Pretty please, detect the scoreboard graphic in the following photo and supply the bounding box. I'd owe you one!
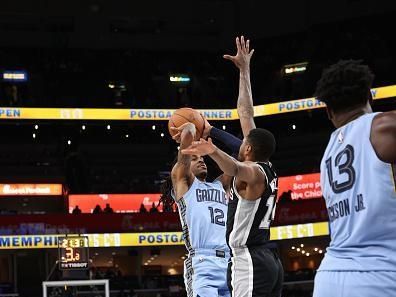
[58,236,89,270]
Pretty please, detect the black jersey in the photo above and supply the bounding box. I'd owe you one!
[226,162,278,248]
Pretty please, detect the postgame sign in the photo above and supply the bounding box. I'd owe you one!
[58,236,89,270]
[0,222,330,249]
[0,85,394,120]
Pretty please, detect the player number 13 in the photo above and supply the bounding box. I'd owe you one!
[325,144,356,194]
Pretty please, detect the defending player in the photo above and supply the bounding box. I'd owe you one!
[182,36,283,297]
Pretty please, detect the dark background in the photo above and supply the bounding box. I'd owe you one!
[0,0,395,194]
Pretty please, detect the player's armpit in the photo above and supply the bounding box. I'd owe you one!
[371,111,396,163]
[235,162,266,199]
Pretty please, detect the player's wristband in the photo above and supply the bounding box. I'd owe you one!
[209,127,242,156]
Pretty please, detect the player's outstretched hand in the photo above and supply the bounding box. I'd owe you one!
[170,122,196,143]
[223,35,254,71]
[181,138,216,156]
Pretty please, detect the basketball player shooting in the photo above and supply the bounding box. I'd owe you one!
[166,115,250,297]
[312,60,396,297]
[163,114,242,297]
[182,36,284,297]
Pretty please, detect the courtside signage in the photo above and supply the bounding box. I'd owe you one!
[0,184,63,196]
[278,173,322,200]
[0,85,394,121]
[0,222,329,249]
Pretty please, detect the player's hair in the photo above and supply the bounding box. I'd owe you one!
[314,59,375,112]
[246,128,276,161]
[159,176,175,208]
[159,156,178,208]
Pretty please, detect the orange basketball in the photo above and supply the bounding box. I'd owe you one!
[168,108,205,140]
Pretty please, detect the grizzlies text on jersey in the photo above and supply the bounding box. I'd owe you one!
[175,177,230,297]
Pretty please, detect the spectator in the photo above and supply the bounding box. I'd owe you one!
[72,205,82,214]
[279,190,293,203]
[149,202,158,213]
[104,203,114,213]
[93,204,103,214]
[139,203,147,213]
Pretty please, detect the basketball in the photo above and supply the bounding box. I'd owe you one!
[168,107,205,140]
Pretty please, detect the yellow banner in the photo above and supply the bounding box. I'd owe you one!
[0,222,329,249]
[0,85,394,121]
[270,221,329,240]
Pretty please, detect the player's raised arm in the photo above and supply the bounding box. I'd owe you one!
[171,123,196,200]
[202,117,242,157]
[224,36,256,137]
[371,110,396,163]
[182,138,265,200]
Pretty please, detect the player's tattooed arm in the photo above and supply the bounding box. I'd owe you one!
[371,110,396,163]
[171,123,196,199]
[224,36,256,137]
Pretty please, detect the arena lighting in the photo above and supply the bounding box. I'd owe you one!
[302,250,306,254]
[34,125,39,130]
[125,134,129,138]
[82,125,86,130]
[292,124,296,130]
[152,125,156,130]
[107,124,111,130]
[283,62,308,75]
[306,253,310,256]
[169,74,190,83]
[160,133,165,137]
[314,248,318,252]
[32,133,36,139]
[2,70,28,82]
[291,246,295,250]
[67,140,71,145]
[319,250,323,254]
[108,83,115,89]
[222,125,226,130]
[297,248,301,252]
[300,244,304,247]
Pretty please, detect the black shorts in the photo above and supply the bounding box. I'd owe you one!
[227,245,283,297]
